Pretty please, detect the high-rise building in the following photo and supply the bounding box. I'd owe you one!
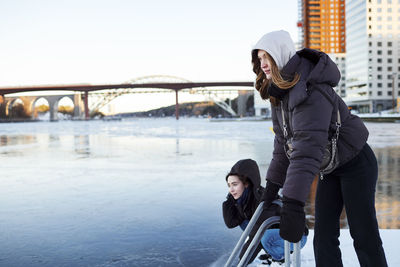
[330,53,347,97]
[298,0,347,97]
[345,0,400,112]
[300,0,346,53]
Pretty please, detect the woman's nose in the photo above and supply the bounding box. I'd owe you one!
[261,58,266,65]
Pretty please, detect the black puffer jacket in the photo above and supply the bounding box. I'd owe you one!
[267,48,369,203]
[222,159,281,263]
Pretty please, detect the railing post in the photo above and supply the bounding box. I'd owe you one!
[284,240,291,267]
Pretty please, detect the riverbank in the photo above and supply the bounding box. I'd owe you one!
[357,113,400,122]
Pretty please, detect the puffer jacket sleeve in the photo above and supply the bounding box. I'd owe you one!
[281,84,333,203]
[266,105,290,186]
[222,194,242,228]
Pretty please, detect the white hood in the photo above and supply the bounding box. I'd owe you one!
[252,30,296,70]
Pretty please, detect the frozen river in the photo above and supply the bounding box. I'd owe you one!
[0,118,399,266]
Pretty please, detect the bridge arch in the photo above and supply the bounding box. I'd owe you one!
[31,97,49,119]
[89,75,193,114]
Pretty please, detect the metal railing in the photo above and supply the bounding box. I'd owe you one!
[224,200,302,267]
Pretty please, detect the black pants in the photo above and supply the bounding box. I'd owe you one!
[313,143,388,267]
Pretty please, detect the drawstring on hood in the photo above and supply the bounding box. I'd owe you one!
[252,30,296,70]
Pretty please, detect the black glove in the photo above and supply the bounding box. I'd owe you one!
[226,193,235,202]
[261,181,280,208]
[279,196,306,243]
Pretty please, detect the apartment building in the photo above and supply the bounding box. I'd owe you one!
[345,0,400,112]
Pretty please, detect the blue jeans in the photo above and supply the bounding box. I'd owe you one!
[240,220,307,261]
[261,229,307,261]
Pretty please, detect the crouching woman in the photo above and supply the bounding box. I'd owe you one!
[222,159,307,264]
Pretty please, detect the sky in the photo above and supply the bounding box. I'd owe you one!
[0,0,299,113]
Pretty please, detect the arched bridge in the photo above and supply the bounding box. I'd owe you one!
[0,75,254,120]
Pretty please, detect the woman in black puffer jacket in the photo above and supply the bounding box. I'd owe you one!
[251,30,387,267]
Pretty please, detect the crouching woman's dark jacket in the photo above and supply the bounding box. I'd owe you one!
[222,159,281,263]
[267,48,369,203]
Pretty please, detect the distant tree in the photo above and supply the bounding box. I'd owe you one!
[58,105,74,115]
[10,103,30,119]
[36,104,50,113]
[90,110,105,118]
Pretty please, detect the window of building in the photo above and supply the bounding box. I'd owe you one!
[377,8,382,12]
[369,17,372,21]
[388,58,393,63]
[378,25,382,29]
[388,91,392,96]
[388,42,392,46]
[398,91,400,96]
[369,91,372,96]
[377,42,382,46]
[388,74,393,79]
[378,66,382,71]
[388,83,393,87]
[377,50,382,55]
[378,91,382,96]
[369,42,372,46]
[378,83,382,88]
[388,50,392,55]
[378,17,382,21]
[378,58,382,63]
[388,66,393,71]
[369,8,372,12]
[388,8,392,12]
[378,74,382,79]
[388,0,392,3]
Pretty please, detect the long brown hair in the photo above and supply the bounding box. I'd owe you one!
[251,50,300,106]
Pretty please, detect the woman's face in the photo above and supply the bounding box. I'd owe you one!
[227,175,248,199]
[257,50,272,80]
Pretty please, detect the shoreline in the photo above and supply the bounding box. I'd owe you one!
[1,115,400,123]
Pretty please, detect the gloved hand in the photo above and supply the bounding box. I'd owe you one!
[279,196,306,243]
[226,193,235,202]
[261,181,280,208]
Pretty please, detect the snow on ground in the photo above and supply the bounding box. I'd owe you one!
[248,229,399,267]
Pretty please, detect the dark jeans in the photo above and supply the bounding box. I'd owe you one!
[313,143,388,267]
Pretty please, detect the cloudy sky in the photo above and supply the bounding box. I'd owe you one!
[0,0,298,112]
